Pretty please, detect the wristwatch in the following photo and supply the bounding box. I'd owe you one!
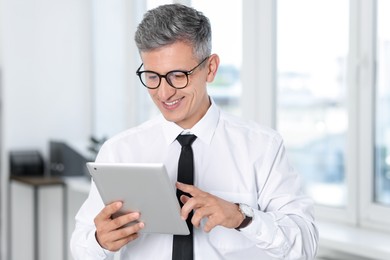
[235,203,254,231]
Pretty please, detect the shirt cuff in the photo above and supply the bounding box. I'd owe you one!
[87,230,116,258]
[239,210,279,245]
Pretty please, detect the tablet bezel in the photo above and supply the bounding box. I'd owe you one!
[86,162,190,235]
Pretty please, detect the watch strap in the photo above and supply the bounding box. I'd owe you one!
[234,203,253,231]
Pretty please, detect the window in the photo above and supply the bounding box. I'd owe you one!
[191,0,243,115]
[276,0,349,207]
[374,0,390,206]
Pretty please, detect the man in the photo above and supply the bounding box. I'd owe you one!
[71,4,318,259]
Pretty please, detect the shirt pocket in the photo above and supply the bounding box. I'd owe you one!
[206,191,257,255]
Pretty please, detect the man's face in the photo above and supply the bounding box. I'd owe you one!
[140,41,218,129]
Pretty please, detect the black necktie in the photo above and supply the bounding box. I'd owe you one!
[172,134,197,260]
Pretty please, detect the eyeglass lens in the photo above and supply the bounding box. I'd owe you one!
[140,71,188,89]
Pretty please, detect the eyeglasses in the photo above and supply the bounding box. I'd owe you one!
[136,56,209,89]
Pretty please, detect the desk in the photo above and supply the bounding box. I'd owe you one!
[10,176,67,260]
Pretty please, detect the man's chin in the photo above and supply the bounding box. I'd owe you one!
[161,113,181,124]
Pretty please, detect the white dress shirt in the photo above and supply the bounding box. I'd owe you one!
[70,101,318,260]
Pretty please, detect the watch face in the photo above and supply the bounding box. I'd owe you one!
[240,204,254,217]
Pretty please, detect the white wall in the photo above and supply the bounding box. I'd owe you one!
[1,0,93,151]
[91,0,145,139]
[0,0,93,259]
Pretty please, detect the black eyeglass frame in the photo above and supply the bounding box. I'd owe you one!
[136,56,209,89]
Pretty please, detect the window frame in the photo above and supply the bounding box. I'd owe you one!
[359,0,390,231]
[254,0,358,224]
[242,0,276,127]
[247,0,390,228]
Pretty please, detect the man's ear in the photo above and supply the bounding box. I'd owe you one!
[206,54,220,83]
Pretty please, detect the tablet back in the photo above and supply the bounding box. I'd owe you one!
[87,162,189,235]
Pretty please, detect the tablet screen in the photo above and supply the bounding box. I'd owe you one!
[87,162,190,235]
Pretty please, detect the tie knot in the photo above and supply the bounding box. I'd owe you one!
[177,134,197,147]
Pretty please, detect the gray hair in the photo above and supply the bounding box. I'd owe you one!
[135,4,212,61]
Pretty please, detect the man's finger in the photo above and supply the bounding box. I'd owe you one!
[191,205,214,228]
[180,195,210,220]
[96,201,123,222]
[180,195,191,204]
[110,212,141,230]
[102,222,144,251]
[176,182,202,196]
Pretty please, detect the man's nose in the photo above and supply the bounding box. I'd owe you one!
[158,77,176,99]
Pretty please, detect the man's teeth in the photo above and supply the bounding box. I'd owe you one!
[165,99,180,106]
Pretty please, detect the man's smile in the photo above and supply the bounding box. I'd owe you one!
[162,97,184,110]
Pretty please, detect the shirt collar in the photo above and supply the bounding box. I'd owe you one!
[162,97,220,145]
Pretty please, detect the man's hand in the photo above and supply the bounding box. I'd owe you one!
[94,201,145,251]
[176,182,244,233]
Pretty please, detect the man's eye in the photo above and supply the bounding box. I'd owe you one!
[146,74,159,81]
[170,72,186,80]
[174,74,186,80]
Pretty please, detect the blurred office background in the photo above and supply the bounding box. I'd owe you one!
[0,0,389,259]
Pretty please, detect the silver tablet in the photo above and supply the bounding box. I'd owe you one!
[86,162,190,235]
